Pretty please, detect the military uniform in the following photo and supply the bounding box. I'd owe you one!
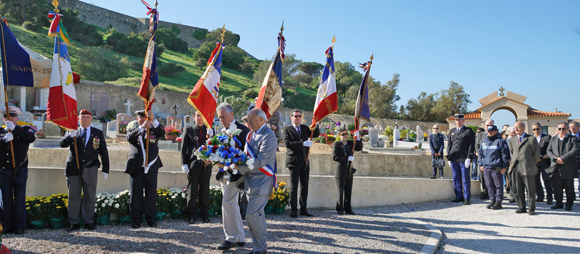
[125,117,165,227]
[446,122,476,202]
[0,107,35,234]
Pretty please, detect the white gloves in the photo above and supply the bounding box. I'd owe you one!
[152,119,160,128]
[303,140,313,147]
[5,121,15,131]
[182,164,189,174]
[4,132,13,142]
[348,156,354,162]
[448,161,453,168]
[465,159,471,169]
[207,128,214,137]
[103,172,109,180]
[67,130,78,137]
[354,131,360,140]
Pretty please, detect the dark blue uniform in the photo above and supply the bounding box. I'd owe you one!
[0,125,35,232]
[478,135,510,204]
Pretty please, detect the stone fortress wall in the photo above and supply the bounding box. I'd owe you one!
[59,0,205,48]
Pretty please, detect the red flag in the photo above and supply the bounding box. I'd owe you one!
[187,43,223,128]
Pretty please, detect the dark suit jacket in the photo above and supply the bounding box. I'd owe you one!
[125,121,165,174]
[535,133,551,170]
[60,127,110,176]
[547,134,579,179]
[429,133,444,155]
[446,126,475,162]
[0,125,35,169]
[508,133,540,176]
[283,124,320,168]
[332,140,363,179]
[181,124,214,169]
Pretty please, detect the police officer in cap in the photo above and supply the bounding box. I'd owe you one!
[125,110,165,228]
[447,113,476,205]
[0,106,36,235]
[60,109,110,231]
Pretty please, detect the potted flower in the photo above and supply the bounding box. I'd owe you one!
[209,185,223,217]
[95,192,114,225]
[155,188,172,221]
[118,121,129,134]
[326,134,336,145]
[266,182,290,214]
[167,188,187,219]
[46,194,68,229]
[36,129,46,139]
[25,196,50,229]
[164,126,182,141]
[113,190,132,224]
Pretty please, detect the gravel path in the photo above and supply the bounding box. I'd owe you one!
[2,209,430,254]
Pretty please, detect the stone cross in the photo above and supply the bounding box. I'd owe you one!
[173,104,178,117]
[498,86,505,97]
[124,99,133,114]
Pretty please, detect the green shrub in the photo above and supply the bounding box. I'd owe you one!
[22,21,40,31]
[192,28,208,40]
[242,89,258,99]
[194,58,208,68]
[348,123,355,131]
[75,47,129,82]
[158,62,185,77]
[106,31,148,57]
[156,43,166,57]
[238,61,256,74]
[156,26,189,53]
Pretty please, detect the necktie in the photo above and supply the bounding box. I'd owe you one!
[519,136,522,144]
[295,126,301,136]
[82,129,87,147]
[199,127,203,142]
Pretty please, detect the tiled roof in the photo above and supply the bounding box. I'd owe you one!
[527,108,571,118]
[447,111,481,120]
[478,97,530,111]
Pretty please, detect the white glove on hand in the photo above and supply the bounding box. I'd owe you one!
[207,128,214,137]
[465,159,471,169]
[182,164,189,174]
[138,126,145,133]
[348,156,354,162]
[5,121,15,131]
[103,172,109,180]
[66,130,78,137]
[448,161,453,168]
[303,140,313,147]
[354,131,360,139]
[4,132,13,142]
[152,119,160,128]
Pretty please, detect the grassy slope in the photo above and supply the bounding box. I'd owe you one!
[8,24,315,106]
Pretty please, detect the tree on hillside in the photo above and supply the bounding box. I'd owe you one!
[156,26,188,53]
[298,62,324,78]
[0,0,51,25]
[192,28,249,71]
[369,73,401,118]
[401,91,439,121]
[252,54,301,88]
[204,28,241,47]
[432,81,471,120]
[334,61,363,96]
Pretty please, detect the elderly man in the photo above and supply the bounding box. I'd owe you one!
[0,106,35,235]
[125,110,165,228]
[568,121,580,197]
[216,103,250,251]
[478,125,510,210]
[181,111,214,224]
[60,109,109,231]
[531,123,553,204]
[547,122,578,211]
[234,108,277,254]
[428,124,445,179]
[475,119,497,199]
[283,109,320,218]
[509,121,540,215]
[446,114,476,205]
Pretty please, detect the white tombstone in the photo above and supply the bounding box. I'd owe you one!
[107,120,118,138]
[369,127,379,147]
[416,125,423,144]
[124,99,133,114]
[393,128,400,147]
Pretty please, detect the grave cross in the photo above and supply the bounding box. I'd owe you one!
[173,104,178,117]
[498,86,505,97]
[124,99,133,114]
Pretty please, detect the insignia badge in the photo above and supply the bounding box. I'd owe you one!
[194,136,199,141]
[150,139,156,144]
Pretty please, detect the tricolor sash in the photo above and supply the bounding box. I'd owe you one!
[245,132,277,186]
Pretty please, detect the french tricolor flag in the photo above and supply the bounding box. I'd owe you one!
[310,45,338,129]
[187,42,223,128]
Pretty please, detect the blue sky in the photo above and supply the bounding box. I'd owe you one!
[87,0,579,126]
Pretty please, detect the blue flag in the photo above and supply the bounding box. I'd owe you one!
[354,61,372,129]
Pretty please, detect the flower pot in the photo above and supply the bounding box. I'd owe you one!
[49,216,66,229]
[274,206,285,215]
[118,215,133,224]
[170,210,183,219]
[264,206,274,214]
[326,141,334,145]
[96,213,111,226]
[165,135,177,141]
[155,212,167,221]
[29,220,45,229]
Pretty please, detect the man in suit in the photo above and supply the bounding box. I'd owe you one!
[531,122,553,204]
[446,114,475,205]
[509,121,540,215]
[125,110,165,228]
[547,122,578,211]
[475,119,496,199]
[60,109,110,231]
[181,111,214,224]
[428,124,445,179]
[235,108,277,254]
[216,103,250,251]
[283,109,320,218]
[0,106,35,235]
[568,121,580,197]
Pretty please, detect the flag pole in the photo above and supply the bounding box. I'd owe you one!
[145,0,158,167]
[0,19,21,173]
[304,35,336,167]
[349,54,373,178]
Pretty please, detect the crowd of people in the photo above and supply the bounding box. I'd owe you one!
[429,114,580,214]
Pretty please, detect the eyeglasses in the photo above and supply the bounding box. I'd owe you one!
[433,127,439,129]
[340,133,349,136]
[292,115,302,118]
[558,128,567,131]
[532,128,540,131]
[2,113,17,118]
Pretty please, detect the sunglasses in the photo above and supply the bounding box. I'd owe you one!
[340,133,349,136]
[433,127,439,129]
[532,128,540,131]
[292,115,302,118]
[558,128,567,131]
[3,113,17,118]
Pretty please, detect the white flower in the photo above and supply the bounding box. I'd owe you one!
[102,203,106,208]
[230,139,236,147]
[233,169,239,175]
[182,193,186,198]
[94,208,97,213]
[115,204,120,209]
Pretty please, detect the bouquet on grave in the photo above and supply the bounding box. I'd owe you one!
[194,124,253,181]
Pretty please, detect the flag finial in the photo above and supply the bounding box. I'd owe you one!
[52,0,60,13]
[370,54,374,62]
[280,21,284,34]
[331,35,336,47]
[221,23,226,43]
[154,0,158,9]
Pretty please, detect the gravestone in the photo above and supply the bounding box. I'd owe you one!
[183,115,193,128]
[19,112,34,124]
[116,113,135,134]
[124,99,133,114]
[91,92,109,111]
[43,122,63,137]
[416,126,423,144]
[107,120,117,139]
[393,127,400,147]
[369,127,379,147]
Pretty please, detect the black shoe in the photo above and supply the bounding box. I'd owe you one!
[188,217,196,224]
[565,207,572,211]
[290,210,297,218]
[491,203,503,210]
[300,210,313,217]
[147,221,157,227]
[486,202,495,209]
[202,218,210,223]
[85,223,96,230]
[536,197,544,202]
[345,210,356,215]
[14,229,25,235]
[551,204,564,209]
[464,199,471,205]
[67,224,80,232]
[217,240,245,250]
[480,193,489,200]
[430,176,436,179]
[529,210,536,215]
[337,210,344,215]
[509,199,516,203]
[132,222,141,228]
[515,208,527,214]
[2,228,15,234]
[451,198,464,203]
[547,200,553,205]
